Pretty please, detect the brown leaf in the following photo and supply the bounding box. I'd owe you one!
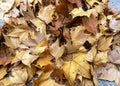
[55,0,68,16]
[82,14,98,35]
[50,68,64,83]
[67,0,82,7]
[0,47,12,65]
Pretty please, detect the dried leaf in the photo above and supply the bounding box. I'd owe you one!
[67,0,82,7]
[82,14,98,35]
[50,39,65,59]
[12,50,38,67]
[36,51,54,67]
[38,4,55,24]
[98,63,120,86]
[97,36,113,51]
[0,67,7,79]
[62,52,91,85]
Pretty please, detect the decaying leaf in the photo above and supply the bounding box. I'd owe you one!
[0,67,7,79]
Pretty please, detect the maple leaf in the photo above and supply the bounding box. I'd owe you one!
[62,52,91,86]
[49,39,65,59]
[12,50,39,67]
[82,14,98,35]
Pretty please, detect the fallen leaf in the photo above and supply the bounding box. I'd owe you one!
[82,14,98,35]
[94,51,108,66]
[36,51,54,67]
[98,63,120,86]
[9,66,28,85]
[67,0,82,7]
[38,4,55,24]
[3,34,20,49]
[108,45,120,64]
[70,26,89,47]
[49,39,65,59]
[97,36,113,51]
[0,67,7,79]
[12,50,39,67]
[109,18,120,32]
[0,47,12,65]
[80,78,94,86]
[62,52,91,85]
[70,8,96,18]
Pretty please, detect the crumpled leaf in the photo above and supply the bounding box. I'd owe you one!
[49,39,65,59]
[62,52,91,85]
[12,50,39,67]
[97,36,113,51]
[98,63,120,86]
[82,14,98,35]
[38,4,55,24]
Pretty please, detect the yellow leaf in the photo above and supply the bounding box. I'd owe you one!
[50,39,65,59]
[80,78,94,86]
[70,8,96,18]
[62,52,91,86]
[12,50,39,67]
[39,79,65,86]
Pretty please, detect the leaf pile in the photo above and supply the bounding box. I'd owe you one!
[0,0,120,86]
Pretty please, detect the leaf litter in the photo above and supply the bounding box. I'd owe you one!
[0,0,120,86]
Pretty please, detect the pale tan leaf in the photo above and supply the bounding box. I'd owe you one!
[50,39,65,59]
[0,67,7,79]
[97,36,113,51]
[38,4,55,24]
[12,50,39,67]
